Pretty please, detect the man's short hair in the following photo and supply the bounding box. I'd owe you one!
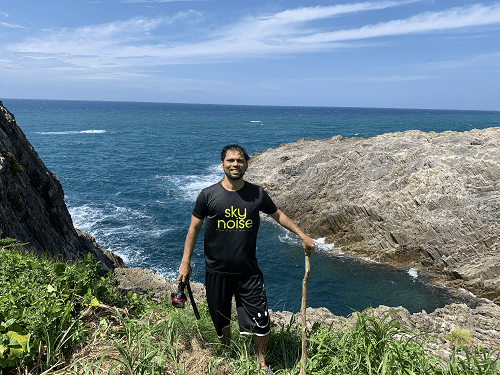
[221,144,250,162]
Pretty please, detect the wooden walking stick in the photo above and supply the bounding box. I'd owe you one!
[300,254,311,375]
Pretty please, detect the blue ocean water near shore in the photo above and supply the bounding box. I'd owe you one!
[3,99,499,316]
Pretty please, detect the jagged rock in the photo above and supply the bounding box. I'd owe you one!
[245,129,500,303]
[114,267,500,360]
[0,101,122,271]
[114,267,206,303]
[290,302,500,361]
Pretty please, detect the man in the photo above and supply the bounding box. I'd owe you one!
[177,144,315,374]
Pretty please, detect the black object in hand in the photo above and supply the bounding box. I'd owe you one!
[171,280,200,320]
[171,282,187,308]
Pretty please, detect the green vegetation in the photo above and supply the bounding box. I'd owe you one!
[10,161,23,175]
[1,238,499,374]
[445,329,472,347]
[0,145,23,175]
[0,238,123,374]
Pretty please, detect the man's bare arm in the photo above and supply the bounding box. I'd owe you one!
[178,215,204,283]
[269,209,315,256]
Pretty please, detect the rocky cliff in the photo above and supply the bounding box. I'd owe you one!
[245,128,500,303]
[0,101,122,271]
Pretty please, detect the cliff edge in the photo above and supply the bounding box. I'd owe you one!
[245,129,500,303]
[114,267,500,361]
[0,101,123,271]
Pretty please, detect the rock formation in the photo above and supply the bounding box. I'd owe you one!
[0,101,123,271]
[244,129,500,303]
[275,302,500,361]
[114,267,206,304]
[114,266,500,361]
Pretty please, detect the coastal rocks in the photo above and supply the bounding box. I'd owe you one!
[244,129,500,303]
[115,267,500,360]
[114,267,206,304]
[275,302,500,360]
[0,101,121,271]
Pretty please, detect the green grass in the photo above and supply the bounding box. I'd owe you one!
[1,238,500,374]
[445,329,472,347]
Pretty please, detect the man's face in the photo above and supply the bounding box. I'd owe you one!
[221,150,248,180]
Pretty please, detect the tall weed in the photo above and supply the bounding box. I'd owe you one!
[306,308,437,375]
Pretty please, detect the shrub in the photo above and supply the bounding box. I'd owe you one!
[10,161,23,175]
[0,240,122,372]
[445,328,472,347]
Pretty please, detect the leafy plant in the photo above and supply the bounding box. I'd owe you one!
[0,317,33,369]
[0,241,122,372]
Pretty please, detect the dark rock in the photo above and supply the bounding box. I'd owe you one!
[0,101,123,271]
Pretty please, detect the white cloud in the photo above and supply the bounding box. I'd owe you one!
[412,52,500,71]
[2,1,423,65]
[124,0,200,2]
[4,1,500,72]
[291,3,500,44]
[1,21,26,29]
[254,0,421,25]
[258,74,434,87]
[209,0,422,45]
[349,74,435,82]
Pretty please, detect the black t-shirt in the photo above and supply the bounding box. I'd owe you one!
[192,181,278,275]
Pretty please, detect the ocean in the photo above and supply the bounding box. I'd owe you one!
[3,99,499,316]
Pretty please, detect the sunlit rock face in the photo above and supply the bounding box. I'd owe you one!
[245,128,500,303]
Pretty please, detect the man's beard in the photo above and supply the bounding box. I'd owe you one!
[225,169,245,180]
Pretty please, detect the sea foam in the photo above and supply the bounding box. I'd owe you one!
[36,130,107,135]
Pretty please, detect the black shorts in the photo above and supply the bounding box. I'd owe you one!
[205,271,270,337]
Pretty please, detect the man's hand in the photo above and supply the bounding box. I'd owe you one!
[177,261,192,283]
[301,236,315,256]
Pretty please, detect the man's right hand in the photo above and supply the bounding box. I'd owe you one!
[178,215,203,283]
[177,261,192,283]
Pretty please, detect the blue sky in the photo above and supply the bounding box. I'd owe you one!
[1,0,500,109]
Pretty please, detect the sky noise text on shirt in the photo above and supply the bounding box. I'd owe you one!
[218,206,253,230]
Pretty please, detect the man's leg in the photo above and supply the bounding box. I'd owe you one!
[235,273,271,370]
[206,272,234,345]
[220,325,231,346]
[253,333,269,369]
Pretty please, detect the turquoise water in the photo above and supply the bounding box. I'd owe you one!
[3,99,499,315]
